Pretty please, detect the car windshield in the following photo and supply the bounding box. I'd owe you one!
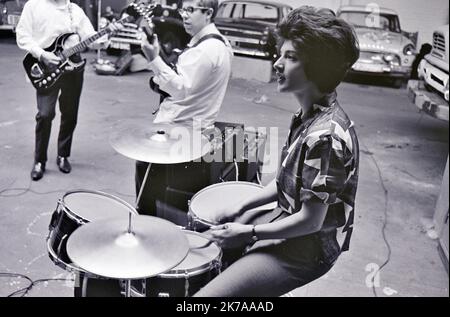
[217,2,279,23]
[339,11,401,33]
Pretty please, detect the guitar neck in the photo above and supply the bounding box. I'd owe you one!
[61,16,132,58]
[62,29,110,58]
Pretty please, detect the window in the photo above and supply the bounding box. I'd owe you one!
[232,3,244,19]
[282,7,291,19]
[217,3,234,18]
[339,12,401,33]
[242,3,278,22]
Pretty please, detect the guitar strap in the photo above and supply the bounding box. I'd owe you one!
[171,34,227,72]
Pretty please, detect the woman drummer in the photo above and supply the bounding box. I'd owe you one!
[194,6,360,297]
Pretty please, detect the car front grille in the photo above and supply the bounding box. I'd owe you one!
[432,31,446,59]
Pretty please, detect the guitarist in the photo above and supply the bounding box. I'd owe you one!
[135,0,233,217]
[16,0,121,181]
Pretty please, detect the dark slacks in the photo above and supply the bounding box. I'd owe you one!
[34,69,84,163]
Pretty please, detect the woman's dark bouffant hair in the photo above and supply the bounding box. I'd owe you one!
[277,6,360,93]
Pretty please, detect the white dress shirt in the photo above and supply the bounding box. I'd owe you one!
[149,23,233,128]
[16,0,96,60]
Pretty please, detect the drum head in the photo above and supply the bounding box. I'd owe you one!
[62,190,136,222]
[190,182,275,226]
[165,231,221,276]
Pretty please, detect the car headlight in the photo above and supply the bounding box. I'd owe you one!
[383,54,395,62]
[260,28,269,45]
[403,44,415,56]
[99,17,109,29]
[383,54,400,66]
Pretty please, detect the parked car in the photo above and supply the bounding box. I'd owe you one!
[337,5,416,87]
[108,2,190,63]
[407,24,448,122]
[418,25,449,102]
[0,0,26,32]
[214,0,292,62]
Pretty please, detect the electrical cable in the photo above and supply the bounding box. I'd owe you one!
[361,142,392,298]
[1,272,72,297]
[0,178,134,198]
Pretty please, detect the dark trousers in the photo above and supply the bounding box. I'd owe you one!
[34,70,84,163]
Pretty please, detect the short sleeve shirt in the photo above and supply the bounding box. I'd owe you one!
[276,92,359,252]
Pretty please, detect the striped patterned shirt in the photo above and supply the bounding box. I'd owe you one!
[276,92,359,253]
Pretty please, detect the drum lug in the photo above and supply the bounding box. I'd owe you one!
[57,234,69,259]
[158,292,170,297]
[48,200,63,231]
[187,211,196,231]
[76,218,85,225]
[214,259,221,274]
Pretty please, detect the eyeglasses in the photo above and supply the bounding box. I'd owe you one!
[178,6,210,16]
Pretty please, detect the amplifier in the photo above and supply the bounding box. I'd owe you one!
[157,122,266,226]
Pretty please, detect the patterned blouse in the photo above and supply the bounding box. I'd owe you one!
[276,92,359,254]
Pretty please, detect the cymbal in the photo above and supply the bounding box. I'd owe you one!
[66,216,189,279]
[110,121,211,164]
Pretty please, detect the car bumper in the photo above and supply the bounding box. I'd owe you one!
[0,24,15,31]
[0,14,20,31]
[232,47,271,59]
[407,79,449,121]
[350,61,411,78]
[419,59,449,101]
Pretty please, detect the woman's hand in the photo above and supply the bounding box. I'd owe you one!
[210,203,244,224]
[208,223,253,249]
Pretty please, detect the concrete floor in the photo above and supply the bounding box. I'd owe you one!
[0,35,449,297]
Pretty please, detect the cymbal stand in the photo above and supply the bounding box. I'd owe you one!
[136,163,152,211]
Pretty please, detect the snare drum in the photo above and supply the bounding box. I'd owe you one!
[188,181,277,231]
[47,190,138,273]
[132,230,222,297]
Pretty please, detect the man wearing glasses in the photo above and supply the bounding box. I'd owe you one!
[136,0,233,217]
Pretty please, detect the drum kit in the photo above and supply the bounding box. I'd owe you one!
[46,121,272,297]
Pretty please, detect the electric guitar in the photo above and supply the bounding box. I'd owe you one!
[22,3,156,93]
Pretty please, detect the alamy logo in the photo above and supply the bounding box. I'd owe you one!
[365,262,380,288]
[365,3,381,28]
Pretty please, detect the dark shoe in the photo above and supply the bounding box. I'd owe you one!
[31,162,45,181]
[56,156,71,173]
